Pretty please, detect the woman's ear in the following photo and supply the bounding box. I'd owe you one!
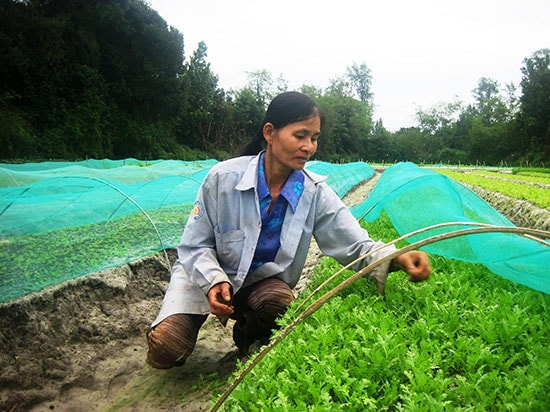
[263,123,275,145]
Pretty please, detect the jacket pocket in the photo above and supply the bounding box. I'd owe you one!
[214,229,244,273]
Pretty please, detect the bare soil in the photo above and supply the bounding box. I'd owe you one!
[1,171,547,412]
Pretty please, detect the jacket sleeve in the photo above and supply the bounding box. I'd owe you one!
[177,172,230,296]
[312,182,396,271]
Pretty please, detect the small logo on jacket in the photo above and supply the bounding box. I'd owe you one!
[190,201,204,220]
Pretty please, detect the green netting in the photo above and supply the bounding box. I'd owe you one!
[0,158,218,186]
[351,162,549,294]
[1,159,546,303]
[306,161,375,198]
[0,158,372,303]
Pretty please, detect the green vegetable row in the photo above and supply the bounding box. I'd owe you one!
[0,205,190,302]
[435,169,550,208]
[219,215,549,411]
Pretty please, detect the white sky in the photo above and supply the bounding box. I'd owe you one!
[147,0,549,131]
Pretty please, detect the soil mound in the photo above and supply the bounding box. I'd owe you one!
[0,251,172,411]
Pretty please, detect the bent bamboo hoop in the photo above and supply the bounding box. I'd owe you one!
[294,221,495,313]
[210,225,549,412]
[296,221,550,314]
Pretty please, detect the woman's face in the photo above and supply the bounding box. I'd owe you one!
[264,115,321,172]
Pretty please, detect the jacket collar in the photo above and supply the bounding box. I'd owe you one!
[234,150,327,192]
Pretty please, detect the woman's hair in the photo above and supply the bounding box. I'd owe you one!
[239,91,323,156]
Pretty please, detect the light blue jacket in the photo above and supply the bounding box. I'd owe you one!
[152,153,393,323]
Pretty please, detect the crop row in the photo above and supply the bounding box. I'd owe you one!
[0,206,190,303]
[472,170,550,186]
[435,169,550,209]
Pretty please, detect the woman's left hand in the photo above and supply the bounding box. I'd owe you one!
[391,251,431,282]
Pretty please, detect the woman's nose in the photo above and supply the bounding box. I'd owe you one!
[301,138,316,153]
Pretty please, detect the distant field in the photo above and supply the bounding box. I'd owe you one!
[434,168,550,209]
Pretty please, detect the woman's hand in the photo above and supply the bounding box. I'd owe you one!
[207,282,234,316]
[391,251,431,282]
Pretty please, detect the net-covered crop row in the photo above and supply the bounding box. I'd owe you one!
[0,159,376,302]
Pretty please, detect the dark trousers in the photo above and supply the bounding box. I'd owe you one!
[146,277,295,369]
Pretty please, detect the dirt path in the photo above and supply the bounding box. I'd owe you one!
[0,174,380,412]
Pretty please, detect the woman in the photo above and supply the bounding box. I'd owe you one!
[146,91,431,369]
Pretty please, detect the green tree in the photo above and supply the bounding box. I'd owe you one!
[0,0,186,160]
[392,127,426,163]
[299,84,323,99]
[316,95,371,162]
[517,48,550,163]
[466,77,516,164]
[346,62,373,103]
[245,69,281,109]
[229,87,266,152]
[325,76,353,98]
[472,77,511,125]
[175,41,225,152]
[368,119,394,163]
[415,100,463,163]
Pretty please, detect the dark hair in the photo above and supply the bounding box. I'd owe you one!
[239,91,323,156]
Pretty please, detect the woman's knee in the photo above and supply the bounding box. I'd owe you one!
[146,313,206,369]
[246,278,295,317]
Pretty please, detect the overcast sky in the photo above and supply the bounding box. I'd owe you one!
[147,0,549,131]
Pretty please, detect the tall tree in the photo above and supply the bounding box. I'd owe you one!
[472,77,510,125]
[346,62,373,103]
[467,77,515,163]
[175,41,225,151]
[517,48,550,161]
[325,76,353,98]
[316,95,371,161]
[0,0,186,159]
[230,87,266,150]
[245,69,276,109]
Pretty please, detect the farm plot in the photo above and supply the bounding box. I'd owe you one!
[217,215,549,411]
[1,163,548,411]
[435,168,549,208]
[214,165,549,411]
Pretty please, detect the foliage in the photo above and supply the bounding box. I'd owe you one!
[0,0,186,160]
[315,95,373,162]
[517,48,550,160]
[0,2,548,166]
[512,167,550,176]
[220,216,550,411]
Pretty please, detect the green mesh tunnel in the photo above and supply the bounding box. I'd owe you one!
[0,159,547,303]
[351,162,549,294]
[0,159,374,302]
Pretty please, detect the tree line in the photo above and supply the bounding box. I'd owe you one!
[1,0,548,165]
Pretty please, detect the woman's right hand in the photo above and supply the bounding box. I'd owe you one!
[207,282,234,316]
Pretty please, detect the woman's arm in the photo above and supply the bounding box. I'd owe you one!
[177,173,231,295]
[313,183,431,290]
